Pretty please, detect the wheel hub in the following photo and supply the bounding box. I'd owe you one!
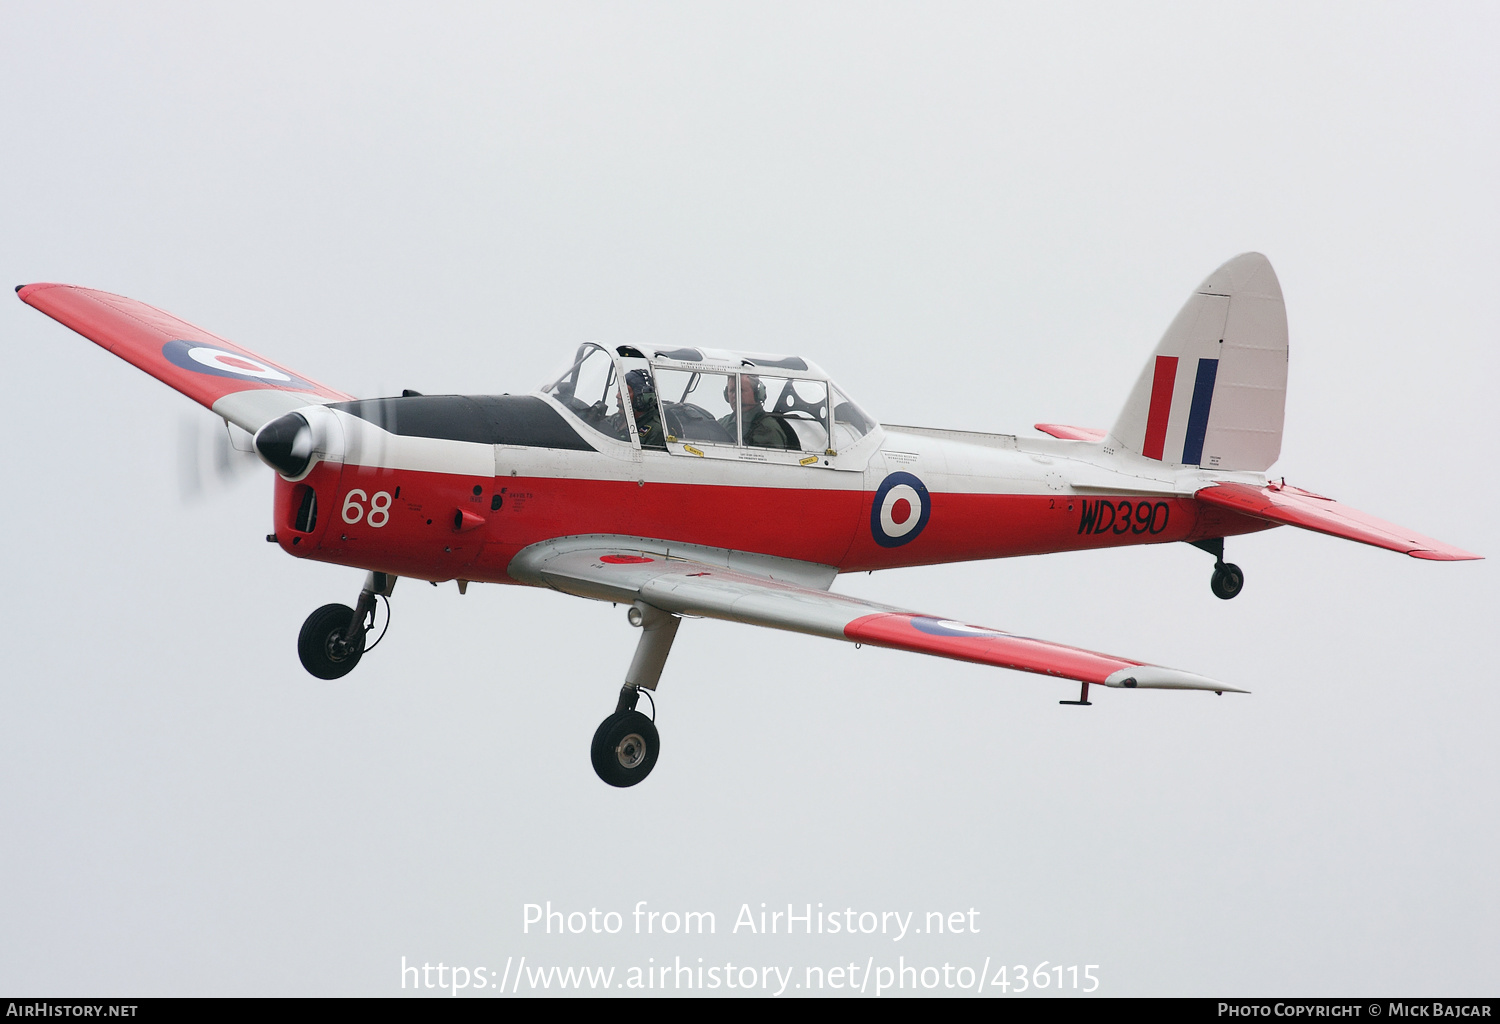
[615,733,647,769]
[324,632,353,662]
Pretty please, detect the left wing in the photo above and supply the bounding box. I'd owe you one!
[511,538,1244,694]
[17,283,353,432]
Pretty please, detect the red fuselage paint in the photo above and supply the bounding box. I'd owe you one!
[274,462,1274,584]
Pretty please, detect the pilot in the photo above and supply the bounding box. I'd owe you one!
[719,373,797,449]
[624,369,667,449]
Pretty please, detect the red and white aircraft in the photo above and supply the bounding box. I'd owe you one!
[18,253,1479,786]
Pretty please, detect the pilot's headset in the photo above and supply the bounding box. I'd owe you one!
[625,369,656,412]
[724,373,767,405]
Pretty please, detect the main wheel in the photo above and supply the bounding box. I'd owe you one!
[1210,563,1245,600]
[590,710,660,787]
[297,603,366,679]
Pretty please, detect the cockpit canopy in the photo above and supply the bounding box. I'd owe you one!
[542,344,877,458]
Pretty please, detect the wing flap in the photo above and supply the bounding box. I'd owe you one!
[18,283,352,432]
[510,537,1244,694]
[1196,481,1480,561]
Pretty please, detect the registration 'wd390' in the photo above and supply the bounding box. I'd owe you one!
[1077,499,1170,536]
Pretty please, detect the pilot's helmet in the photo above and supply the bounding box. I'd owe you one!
[625,369,656,412]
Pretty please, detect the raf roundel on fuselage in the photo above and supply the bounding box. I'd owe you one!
[871,471,931,547]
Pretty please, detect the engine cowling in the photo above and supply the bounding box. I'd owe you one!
[254,406,343,480]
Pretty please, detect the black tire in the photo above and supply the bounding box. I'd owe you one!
[297,603,366,679]
[590,710,660,788]
[1211,563,1245,601]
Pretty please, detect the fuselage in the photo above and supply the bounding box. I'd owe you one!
[268,390,1275,585]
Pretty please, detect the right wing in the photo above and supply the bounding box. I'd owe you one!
[17,283,352,433]
[511,538,1244,693]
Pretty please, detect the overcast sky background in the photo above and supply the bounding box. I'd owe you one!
[1,2,1495,997]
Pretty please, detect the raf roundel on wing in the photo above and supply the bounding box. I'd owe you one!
[870,471,931,547]
[910,617,1010,639]
[161,339,318,389]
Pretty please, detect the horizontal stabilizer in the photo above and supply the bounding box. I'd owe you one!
[17,283,352,432]
[1195,482,1480,561]
[1034,423,1106,441]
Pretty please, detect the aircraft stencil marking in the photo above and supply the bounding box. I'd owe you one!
[17,253,1480,787]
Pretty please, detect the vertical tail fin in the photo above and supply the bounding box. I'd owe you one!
[1109,253,1288,472]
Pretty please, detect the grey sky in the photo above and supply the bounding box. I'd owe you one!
[1,2,1495,996]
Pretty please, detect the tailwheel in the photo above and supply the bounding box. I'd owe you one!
[298,603,366,679]
[1210,562,1245,600]
[1191,539,1244,601]
[591,709,660,787]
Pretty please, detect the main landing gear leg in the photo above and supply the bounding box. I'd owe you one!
[297,571,397,679]
[1191,538,1245,600]
[591,601,680,788]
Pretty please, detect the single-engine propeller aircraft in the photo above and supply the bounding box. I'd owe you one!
[18,254,1479,786]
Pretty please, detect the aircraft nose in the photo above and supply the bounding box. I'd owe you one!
[254,412,313,477]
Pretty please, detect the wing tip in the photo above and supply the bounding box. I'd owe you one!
[1409,548,1483,561]
[15,282,60,302]
[1105,666,1248,693]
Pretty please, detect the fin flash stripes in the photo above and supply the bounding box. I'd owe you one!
[1142,356,1178,460]
[1142,355,1219,465]
[1181,358,1219,466]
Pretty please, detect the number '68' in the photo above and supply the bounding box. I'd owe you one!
[342,489,392,528]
